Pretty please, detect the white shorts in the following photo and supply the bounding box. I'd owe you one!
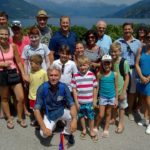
[40,109,72,138]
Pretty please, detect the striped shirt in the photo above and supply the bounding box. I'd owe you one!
[71,70,97,104]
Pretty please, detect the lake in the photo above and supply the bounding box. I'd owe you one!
[12,17,150,28]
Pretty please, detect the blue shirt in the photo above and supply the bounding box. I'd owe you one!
[99,71,116,99]
[34,81,74,121]
[116,37,141,66]
[96,34,112,54]
[49,31,77,60]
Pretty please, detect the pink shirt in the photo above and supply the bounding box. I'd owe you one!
[10,36,30,57]
[0,44,17,71]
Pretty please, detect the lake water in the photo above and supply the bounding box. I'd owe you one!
[13,17,150,28]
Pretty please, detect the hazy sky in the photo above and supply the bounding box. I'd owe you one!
[46,0,141,5]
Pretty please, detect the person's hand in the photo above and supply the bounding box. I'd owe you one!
[76,103,80,111]
[70,118,77,133]
[141,76,149,84]
[43,127,52,137]
[119,92,126,101]
[114,98,118,108]
[22,74,30,82]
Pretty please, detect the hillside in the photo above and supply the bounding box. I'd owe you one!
[0,0,57,18]
[111,0,150,18]
[25,0,126,17]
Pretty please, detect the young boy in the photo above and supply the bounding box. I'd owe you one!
[71,56,98,142]
[53,44,78,91]
[110,42,130,133]
[28,54,48,126]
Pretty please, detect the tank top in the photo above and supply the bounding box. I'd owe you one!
[99,71,116,99]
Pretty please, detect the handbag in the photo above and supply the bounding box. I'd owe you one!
[0,46,21,85]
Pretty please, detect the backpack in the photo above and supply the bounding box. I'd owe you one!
[42,82,65,116]
[119,58,131,91]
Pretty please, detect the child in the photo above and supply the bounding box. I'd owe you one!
[110,42,130,133]
[28,54,48,126]
[53,44,78,91]
[71,56,98,142]
[94,54,118,137]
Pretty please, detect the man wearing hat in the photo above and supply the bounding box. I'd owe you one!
[36,10,53,46]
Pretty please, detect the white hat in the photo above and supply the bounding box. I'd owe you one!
[102,54,112,62]
[11,20,22,28]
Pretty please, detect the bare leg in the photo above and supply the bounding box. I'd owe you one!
[80,117,86,134]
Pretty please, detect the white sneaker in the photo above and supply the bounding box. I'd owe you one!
[138,119,149,126]
[146,124,150,135]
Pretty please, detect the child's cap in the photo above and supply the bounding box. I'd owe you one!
[102,54,112,62]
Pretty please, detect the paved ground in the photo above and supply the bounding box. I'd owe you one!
[0,114,150,150]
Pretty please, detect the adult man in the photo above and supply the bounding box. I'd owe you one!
[0,11,13,36]
[36,10,53,46]
[116,22,141,121]
[34,65,77,145]
[49,16,77,62]
[96,20,112,54]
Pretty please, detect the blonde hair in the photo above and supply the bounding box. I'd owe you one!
[30,54,43,65]
[77,56,90,66]
[110,42,121,52]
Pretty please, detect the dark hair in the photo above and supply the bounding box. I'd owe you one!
[0,11,8,20]
[30,54,43,65]
[136,24,148,40]
[28,26,40,36]
[84,29,98,45]
[0,26,10,35]
[59,44,70,55]
[122,22,133,29]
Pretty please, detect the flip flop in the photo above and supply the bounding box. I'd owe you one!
[7,119,14,129]
[115,127,124,134]
[80,132,86,140]
[91,134,98,143]
[102,131,109,138]
[17,119,27,128]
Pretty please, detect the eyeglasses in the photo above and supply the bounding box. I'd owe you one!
[127,45,133,56]
[98,27,106,30]
[37,17,48,21]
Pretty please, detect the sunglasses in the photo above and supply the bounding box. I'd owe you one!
[88,35,95,39]
[62,64,65,74]
[127,45,133,56]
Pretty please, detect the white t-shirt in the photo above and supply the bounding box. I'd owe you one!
[53,59,78,91]
[22,43,50,73]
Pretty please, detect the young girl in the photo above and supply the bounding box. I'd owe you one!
[28,54,48,126]
[94,54,118,137]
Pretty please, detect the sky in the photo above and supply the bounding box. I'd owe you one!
[46,0,141,5]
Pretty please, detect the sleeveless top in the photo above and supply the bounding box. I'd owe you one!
[99,71,116,99]
[0,44,17,71]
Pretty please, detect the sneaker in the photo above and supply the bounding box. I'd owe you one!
[128,114,134,121]
[145,124,150,135]
[138,119,149,126]
[64,134,75,145]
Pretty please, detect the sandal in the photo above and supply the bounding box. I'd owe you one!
[91,134,98,143]
[115,127,124,134]
[17,119,27,128]
[102,131,109,138]
[7,119,14,129]
[80,132,86,140]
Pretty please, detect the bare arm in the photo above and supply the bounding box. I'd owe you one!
[114,72,118,107]
[72,88,80,111]
[49,51,54,64]
[135,48,149,84]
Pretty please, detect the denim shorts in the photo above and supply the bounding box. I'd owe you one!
[78,103,94,120]
[99,96,115,106]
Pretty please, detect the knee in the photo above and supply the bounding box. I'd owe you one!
[1,96,8,102]
[97,113,104,119]
[16,95,24,103]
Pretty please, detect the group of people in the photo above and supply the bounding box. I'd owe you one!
[0,9,150,146]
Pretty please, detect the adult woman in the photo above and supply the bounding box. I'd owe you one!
[22,26,51,74]
[135,29,150,134]
[0,26,28,129]
[84,30,104,74]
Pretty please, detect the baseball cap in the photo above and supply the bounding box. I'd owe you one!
[102,54,112,62]
[36,10,48,18]
[11,20,22,28]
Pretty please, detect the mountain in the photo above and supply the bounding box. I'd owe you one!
[0,0,57,19]
[111,0,150,18]
[25,0,126,17]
